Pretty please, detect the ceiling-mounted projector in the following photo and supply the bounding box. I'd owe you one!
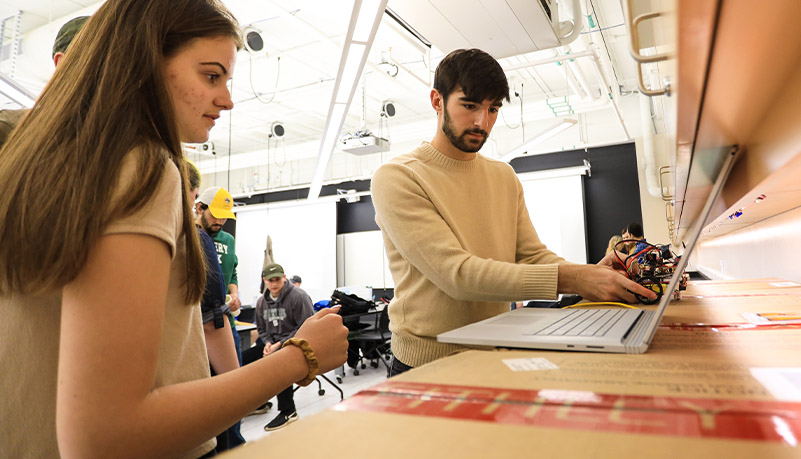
[340,130,390,155]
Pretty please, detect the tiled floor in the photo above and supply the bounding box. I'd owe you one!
[239,361,390,443]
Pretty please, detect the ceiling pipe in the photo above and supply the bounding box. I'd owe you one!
[558,0,584,45]
[502,49,630,139]
[587,53,630,139]
[503,50,594,71]
[556,64,583,100]
[639,92,662,198]
[565,53,595,100]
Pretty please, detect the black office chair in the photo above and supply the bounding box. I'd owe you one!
[351,304,392,377]
[293,375,344,401]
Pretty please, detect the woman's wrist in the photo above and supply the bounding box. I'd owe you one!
[274,344,308,381]
[281,338,319,386]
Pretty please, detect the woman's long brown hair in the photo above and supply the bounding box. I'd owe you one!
[0,0,242,304]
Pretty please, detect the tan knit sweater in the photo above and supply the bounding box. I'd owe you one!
[372,142,567,367]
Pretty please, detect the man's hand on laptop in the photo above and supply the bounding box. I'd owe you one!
[557,264,658,303]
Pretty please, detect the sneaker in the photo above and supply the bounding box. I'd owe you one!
[247,401,273,416]
[263,411,298,431]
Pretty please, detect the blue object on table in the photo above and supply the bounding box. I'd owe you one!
[314,299,331,311]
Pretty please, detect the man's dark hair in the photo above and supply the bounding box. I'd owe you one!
[625,222,644,239]
[433,48,510,104]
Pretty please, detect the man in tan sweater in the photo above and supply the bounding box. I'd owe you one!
[371,48,655,375]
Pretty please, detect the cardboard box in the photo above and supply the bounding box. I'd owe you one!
[221,280,801,458]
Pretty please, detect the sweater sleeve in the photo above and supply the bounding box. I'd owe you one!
[372,162,561,301]
[198,229,228,327]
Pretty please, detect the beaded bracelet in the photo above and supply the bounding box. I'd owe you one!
[281,337,319,386]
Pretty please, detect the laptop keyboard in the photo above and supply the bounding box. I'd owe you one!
[531,309,629,337]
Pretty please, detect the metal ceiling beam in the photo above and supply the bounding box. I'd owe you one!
[308,0,388,200]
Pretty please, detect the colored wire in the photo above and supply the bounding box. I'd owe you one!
[613,238,647,275]
[624,242,660,265]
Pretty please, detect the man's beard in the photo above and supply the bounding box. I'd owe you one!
[201,213,222,235]
[442,105,488,153]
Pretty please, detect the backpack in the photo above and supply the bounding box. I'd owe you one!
[330,290,374,316]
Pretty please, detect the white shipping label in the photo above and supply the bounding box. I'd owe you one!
[503,357,559,372]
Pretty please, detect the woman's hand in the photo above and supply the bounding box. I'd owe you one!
[293,306,348,373]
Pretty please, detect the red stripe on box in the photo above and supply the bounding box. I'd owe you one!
[660,323,801,331]
[335,381,801,444]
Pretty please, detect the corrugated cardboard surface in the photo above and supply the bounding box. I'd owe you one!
[223,408,799,459]
[222,279,801,458]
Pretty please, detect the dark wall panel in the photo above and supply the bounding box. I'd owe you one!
[582,144,642,263]
[337,196,380,233]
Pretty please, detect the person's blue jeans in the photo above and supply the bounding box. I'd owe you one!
[389,356,413,377]
[213,314,245,452]
[229,314,243,365]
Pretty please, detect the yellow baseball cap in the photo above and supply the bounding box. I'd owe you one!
[198,186,236,220]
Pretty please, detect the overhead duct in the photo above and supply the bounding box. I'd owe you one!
[386,0,583,57]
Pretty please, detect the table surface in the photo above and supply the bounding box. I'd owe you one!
[220,279,801,459]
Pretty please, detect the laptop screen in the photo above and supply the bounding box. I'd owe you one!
[642,147,738,344]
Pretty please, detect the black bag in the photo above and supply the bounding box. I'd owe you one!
[330,290,373,316]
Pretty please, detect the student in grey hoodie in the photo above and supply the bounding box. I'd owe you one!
[244,263,314,431]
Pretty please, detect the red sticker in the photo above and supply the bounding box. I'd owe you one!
[335,381,801,444]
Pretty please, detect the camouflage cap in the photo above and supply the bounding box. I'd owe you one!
[52,16,89,58]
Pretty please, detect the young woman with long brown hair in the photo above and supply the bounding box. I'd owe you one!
[0,1,348,457]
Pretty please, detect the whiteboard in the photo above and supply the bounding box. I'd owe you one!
[234,201,337,305]
[336,231,394,289]
[518,171,587,264]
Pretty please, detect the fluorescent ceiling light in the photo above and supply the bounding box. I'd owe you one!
[335,43,366,103]
[308,0,388,201]
[0,72,36,108]
[308,103,348,200]
[321,104,347,155]
[353,0,382,42]
[500,118,578,162]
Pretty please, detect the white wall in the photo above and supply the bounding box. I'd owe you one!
[518,171,588,263]
[234,200,337,305]
[695,207,801,282]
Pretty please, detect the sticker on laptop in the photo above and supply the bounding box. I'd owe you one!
[503,357,559,372]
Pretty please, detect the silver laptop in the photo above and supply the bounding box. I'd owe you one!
[438,148,738,354]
